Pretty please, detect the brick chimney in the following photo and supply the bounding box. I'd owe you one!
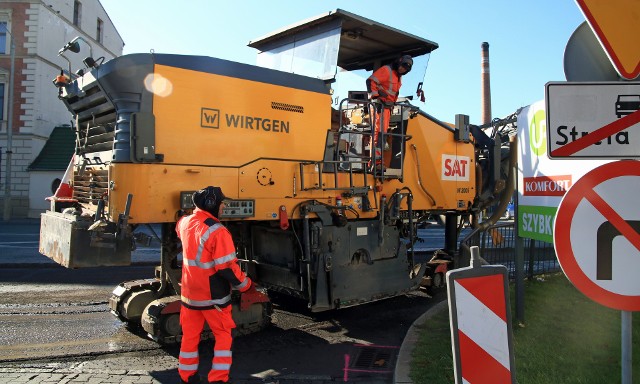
[481,42,492,125]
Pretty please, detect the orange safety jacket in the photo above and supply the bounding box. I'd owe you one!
[367,65,402,103]
[176,208,251,310]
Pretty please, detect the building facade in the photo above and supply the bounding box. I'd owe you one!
[0,0,123,218]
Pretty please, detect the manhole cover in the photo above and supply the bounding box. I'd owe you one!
[350,345,398,371]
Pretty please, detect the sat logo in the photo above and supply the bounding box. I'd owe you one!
[442,154,470,181]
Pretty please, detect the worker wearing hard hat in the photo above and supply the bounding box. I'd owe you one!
[366,54,413,161]
[176,186,255,384]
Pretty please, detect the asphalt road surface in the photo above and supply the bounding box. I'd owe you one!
[0,266,445,382]
[0,220,448,382]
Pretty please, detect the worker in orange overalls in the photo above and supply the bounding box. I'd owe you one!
[176,186,254,384]
[366,55,413,160]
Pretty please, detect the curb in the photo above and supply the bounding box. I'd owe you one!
[0,261,159,268]
[0,219,40,226]
[394,300,448,384]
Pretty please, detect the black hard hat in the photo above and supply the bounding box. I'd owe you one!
[192,186,225,215]
[398,55,413,72]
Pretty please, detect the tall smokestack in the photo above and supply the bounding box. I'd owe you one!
[481,42,492,125]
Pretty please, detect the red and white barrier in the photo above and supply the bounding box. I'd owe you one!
[46,157,76,202]
[447,246,515,384]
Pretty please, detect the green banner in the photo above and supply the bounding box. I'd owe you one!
[518,205,557,244]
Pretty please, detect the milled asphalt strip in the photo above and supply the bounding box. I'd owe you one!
[394,300,448,384]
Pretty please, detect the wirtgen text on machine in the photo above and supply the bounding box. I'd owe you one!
[200,108,290,133]
[225,114,290,133]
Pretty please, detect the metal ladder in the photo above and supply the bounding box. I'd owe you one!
[298,99,410,195]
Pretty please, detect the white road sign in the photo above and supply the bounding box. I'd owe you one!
[546,81,640,159]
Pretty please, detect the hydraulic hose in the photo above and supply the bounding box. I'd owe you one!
[410,144,436,206]
[476,135,518,231]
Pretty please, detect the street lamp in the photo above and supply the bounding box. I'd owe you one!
[2,24,15,221]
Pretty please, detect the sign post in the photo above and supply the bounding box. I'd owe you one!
[446,246,515,384]
[622,311,632,384]
[554,160,640,384]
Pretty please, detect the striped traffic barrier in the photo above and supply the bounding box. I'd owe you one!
[447,246,515,384]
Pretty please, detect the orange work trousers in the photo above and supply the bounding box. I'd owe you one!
[372,105,391,151]
[178,305,236,383]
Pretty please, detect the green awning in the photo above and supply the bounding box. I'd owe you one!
[28,125,75,171]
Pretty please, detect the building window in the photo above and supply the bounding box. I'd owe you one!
[0,22,6,55]
[73,1,82,27]
[96,18,103,43]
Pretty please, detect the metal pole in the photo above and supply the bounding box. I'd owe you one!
[621,310,632,384]
[514,171,525,323]
[3,31,15,221]
[470,245,481,268]
[444,212,458,255]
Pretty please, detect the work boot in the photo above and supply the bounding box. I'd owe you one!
[180,375,201,384]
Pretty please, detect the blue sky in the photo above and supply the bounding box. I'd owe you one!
[100,1,585,124]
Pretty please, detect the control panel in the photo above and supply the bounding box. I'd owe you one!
[179,191,254,218]
[221,200,255,218]
[180,191,196,209]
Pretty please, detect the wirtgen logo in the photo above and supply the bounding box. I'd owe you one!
[529,109,546,156]
[201,108,220,129]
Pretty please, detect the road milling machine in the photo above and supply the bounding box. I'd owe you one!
[40,9,515,343]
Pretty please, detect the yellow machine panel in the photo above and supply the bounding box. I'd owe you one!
[108,164,238,223]
[152,64,331,167]
[383,114,477,211]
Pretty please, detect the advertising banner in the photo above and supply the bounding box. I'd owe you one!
[517,100,609,242]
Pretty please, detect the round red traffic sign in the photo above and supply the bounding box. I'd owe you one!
[554,160,640,311]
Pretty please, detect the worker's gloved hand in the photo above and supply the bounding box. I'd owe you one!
[239,282,268,311]
[245,282,260,293]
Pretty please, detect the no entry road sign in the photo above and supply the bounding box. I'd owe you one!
[546,82,640,159]
[554,160,640,311]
